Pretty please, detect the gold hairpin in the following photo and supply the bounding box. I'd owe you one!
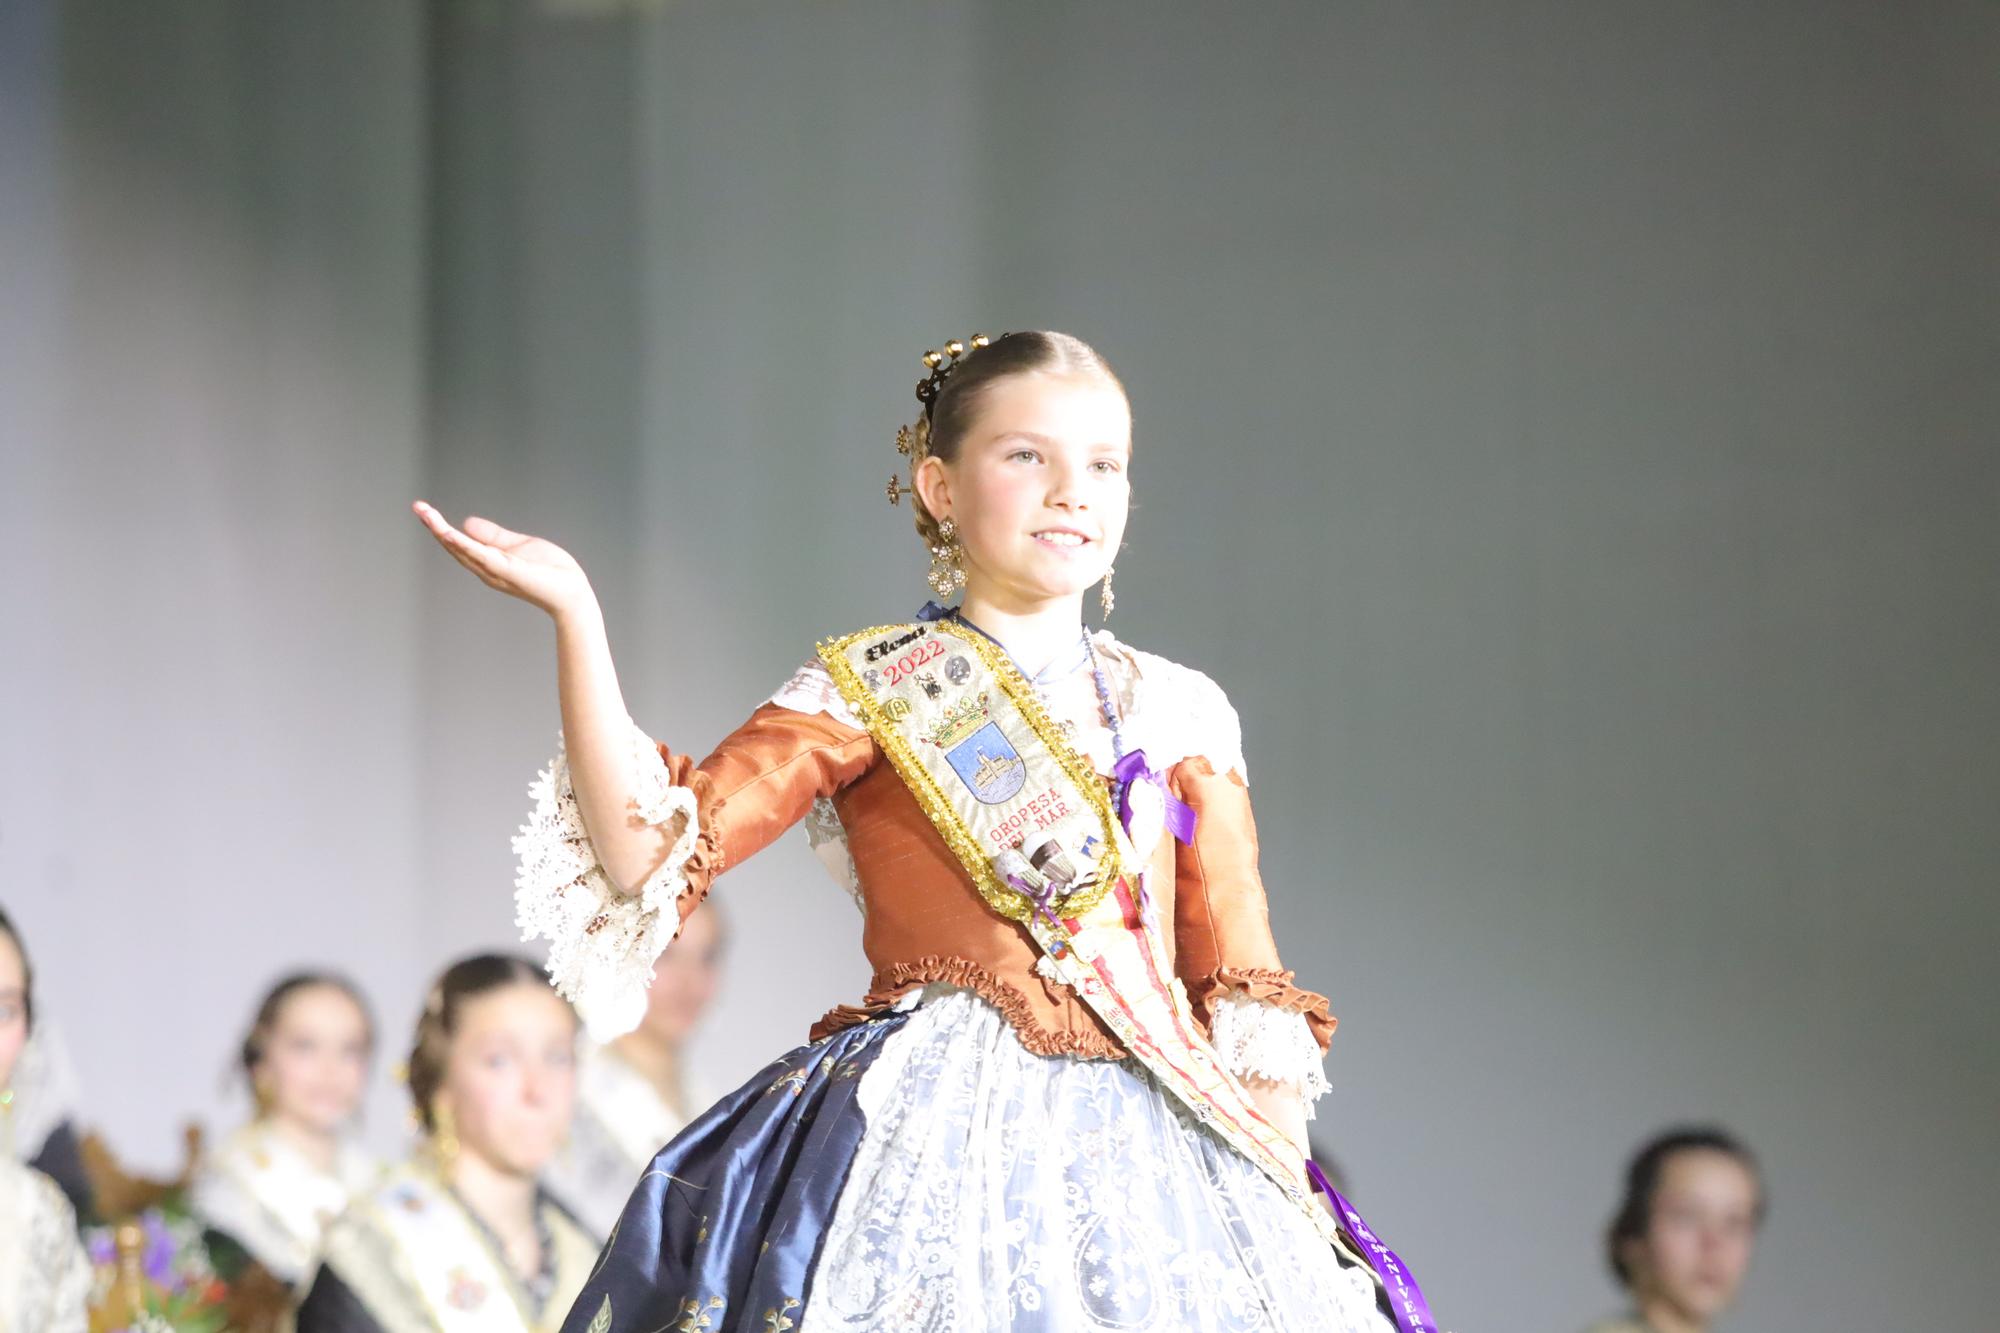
[891,333,992,506]
[914,333,990,411]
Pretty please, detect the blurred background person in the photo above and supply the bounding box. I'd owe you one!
[545,902,724,1236]
[294,953,596,1333]
[0,905,90,1332]
[189,972,382,1291]
[2,985,90,1222]
[1583,1127,1765,1333]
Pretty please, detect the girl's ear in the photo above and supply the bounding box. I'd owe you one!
[913,454,952,523]
[1617,1234,1649,1290]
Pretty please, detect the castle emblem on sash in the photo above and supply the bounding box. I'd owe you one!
[926,693,1027,804]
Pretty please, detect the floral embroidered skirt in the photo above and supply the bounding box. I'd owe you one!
[560,988,1392,1332]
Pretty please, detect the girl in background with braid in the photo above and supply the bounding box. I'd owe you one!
[293,954,598,1333]
[416,331,1432,1332]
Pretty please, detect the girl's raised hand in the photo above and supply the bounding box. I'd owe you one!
[413,501,596,621]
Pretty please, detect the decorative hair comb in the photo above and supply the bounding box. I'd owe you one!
[890,333,990,507]
[914,334,990,416]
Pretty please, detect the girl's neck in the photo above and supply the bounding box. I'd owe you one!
[954,586,1089,680]
[262,1110,339,1175]
[1635,1295,1706,1333]
[449,1147,540,1246]
[609,1029,684,1116]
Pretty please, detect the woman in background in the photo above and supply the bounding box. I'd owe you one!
[1583,1127,1766,1333]
[0,905,90,1333]
[544,903,724,1237]
[0,918,90,1224]
[190,972,381,1290]
[294,953,597,1333]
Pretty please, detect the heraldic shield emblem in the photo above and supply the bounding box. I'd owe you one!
[946,720,1028,804]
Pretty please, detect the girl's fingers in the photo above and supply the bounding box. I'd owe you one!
[415,502,542,600]
[426,514,497,565]
[435,528,504,579]
[462,515,528,548]
[416,506,470,549]
[421,508,517,574]
[455,539,513,582]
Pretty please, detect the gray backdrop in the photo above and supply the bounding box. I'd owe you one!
[3,3,1994,1329]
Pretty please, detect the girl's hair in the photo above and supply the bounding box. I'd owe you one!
[0,905,33,1033]
[238,971,376,1082]
[405,953,569,1131]
[907,330,1125,548]
[1605,1126,1767,1286]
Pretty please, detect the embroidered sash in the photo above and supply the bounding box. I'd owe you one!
[363,1166,551,1333]
[818,619,1353,1251]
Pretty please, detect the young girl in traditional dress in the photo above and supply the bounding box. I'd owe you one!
[189,973,383,1290]
[0,906,91,1333]
[293,954,599,1333]
[416,331,1431,1331]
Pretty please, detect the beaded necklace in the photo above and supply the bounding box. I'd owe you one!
[447,1183,559,1315]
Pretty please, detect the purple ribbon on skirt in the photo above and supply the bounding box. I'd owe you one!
[1111,748,1198,846]
[1306,1160,1440,1333]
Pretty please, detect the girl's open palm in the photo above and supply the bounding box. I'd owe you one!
[413,501,594,619]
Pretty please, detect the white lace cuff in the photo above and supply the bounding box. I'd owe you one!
[512,719,701,1041]
[1208,991,1332,1117]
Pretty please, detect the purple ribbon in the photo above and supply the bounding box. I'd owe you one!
[1306,1161,1440,1333]
[1112,749,1198,847]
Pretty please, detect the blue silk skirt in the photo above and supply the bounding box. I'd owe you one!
[557,1011,908,1333]
[559,989,1391,1332]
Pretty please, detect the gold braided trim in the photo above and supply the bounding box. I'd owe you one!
[815,619,1128,927]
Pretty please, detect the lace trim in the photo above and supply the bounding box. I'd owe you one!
[1105,634,1249,782]
[512,719,701,1041]
[768,654,863,729]
[815,990,1392,1330]
[1208,992,1333,1116]
[804,795,863,912]
[809,956,1128,1060]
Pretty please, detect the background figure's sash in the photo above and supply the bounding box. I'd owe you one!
[364,1166,547,1333]
[818,620,1356,1254]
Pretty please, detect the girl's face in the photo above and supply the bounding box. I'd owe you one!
[255,984,372,1136]
[433,984,577,1179]
[1625,1149,1761,1322]
[0,930,27,1092]
[919,372,1132,608]
[639,906,723,1047]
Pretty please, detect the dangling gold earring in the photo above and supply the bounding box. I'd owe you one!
[1099,566,1116,619]
[252,1074,275,1120]
[430,1104,460,1177]
[928,516,967,599]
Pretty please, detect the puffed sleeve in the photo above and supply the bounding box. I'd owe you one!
[1167,675,1335,1110]
[513,661,876,1039]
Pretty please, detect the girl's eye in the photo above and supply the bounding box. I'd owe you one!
[1009,449,1040,463]
[1091,460,1122,474]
